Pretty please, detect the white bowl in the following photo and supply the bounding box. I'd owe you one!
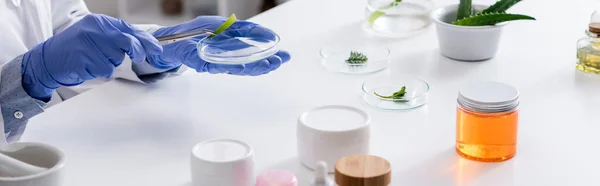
[0,142,65,186]
[431,4,508,61]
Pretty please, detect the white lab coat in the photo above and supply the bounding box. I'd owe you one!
[0,0,176,144]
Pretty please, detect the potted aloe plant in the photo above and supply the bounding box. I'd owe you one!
[431,0,535,61]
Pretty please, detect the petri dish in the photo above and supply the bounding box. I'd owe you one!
[362,76,429,110]
[365,0,434,37]
[197,29,280,65]
[320,46,390,74]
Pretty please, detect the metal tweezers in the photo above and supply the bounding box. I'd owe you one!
[155,29,214,45]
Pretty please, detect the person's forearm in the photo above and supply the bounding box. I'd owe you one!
[0,55,47,141]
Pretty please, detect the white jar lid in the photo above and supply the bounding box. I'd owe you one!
[300,105,369,132]
[191,139,254,174]
[458,81,519,113]
[193,139,252,162]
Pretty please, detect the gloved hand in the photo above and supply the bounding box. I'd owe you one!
[147,16,291,76]
[21,14,163,101]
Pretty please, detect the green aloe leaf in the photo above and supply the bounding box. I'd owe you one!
[368,0,402,24]
[456,0,473,20]
[208,14,237,39]
[368,11,386,24]
[482,0,522,13]
[452,12,535,26]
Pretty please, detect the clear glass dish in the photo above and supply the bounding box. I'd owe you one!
[365,0,434,37]
[197,29,280,65]
[362,76,429,110]
[320,46,390,74]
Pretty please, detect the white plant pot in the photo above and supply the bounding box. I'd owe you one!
[431,4,508,61]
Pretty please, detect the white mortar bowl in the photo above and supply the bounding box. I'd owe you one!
[0,142,66,186]
[431,4,508,61]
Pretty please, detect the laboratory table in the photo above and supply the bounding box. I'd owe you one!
[21,0,600,185]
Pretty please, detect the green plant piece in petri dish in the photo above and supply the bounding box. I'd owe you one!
[368,0,402,24]
[208,14,238,39]
[374,86,409,103]
[346,51,368,64]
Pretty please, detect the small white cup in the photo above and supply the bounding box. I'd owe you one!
[0,142,66,186]
[296,105,371,173]
[190,138,254,186]
[431,4,508,61]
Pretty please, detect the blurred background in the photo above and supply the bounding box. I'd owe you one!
[83,0,292,26]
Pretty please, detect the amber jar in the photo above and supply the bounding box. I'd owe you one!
[456,82,519,162]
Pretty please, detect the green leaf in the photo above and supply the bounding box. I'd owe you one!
[374,86,407,100]
[393,86,407,97]
[208,14,237,39]
[368,0,402,24]
[374,92,394,99]
[346,51,368,64]
[457,0,473,20]
[482,0,522,13]
[368,11,386,24]
[452,12,535,26]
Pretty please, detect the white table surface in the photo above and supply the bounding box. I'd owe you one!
[21,0,600,185]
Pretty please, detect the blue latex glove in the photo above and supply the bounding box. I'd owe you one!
[21,14,163,101]
[148,16,291,76]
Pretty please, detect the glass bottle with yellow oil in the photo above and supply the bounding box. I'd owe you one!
[577,11,600,74]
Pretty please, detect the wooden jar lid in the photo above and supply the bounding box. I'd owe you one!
[590,23,600,33]
[334,155,391,186]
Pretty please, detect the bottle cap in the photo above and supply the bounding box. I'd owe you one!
[334,155,391,186]
[590,23,600,34]
[457,81,519,113]
[310,161,334,186]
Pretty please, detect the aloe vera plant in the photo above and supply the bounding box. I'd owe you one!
[482,0,522,13]
[452,0,534,26]
[456,0,472,20]
[453,12,534,26]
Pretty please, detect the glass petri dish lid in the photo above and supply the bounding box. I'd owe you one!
[197,28,280,65]
[362,76,429,110]
[320,46,390,74]
[365,0,434,37]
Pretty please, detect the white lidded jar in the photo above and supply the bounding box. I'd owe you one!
[296,105,371,173]
[190,139,254,186]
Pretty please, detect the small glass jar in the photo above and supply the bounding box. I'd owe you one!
[577,10,600,74]
[456,82,519,162]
